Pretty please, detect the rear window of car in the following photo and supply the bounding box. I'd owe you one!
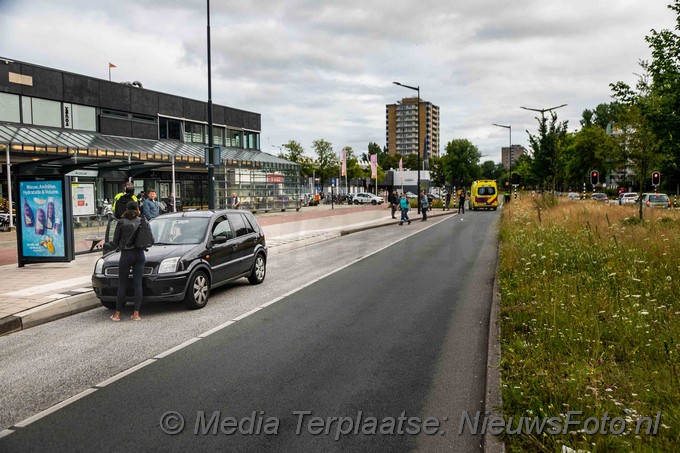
[478,187,496,195]
[650,194,668,201]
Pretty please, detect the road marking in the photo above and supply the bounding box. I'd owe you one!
[13,388,98,428]
[198,320,235,338]
[233,307,262,321]
[2,220,443,438]
[153,338,201,359]
[94,359,157,388]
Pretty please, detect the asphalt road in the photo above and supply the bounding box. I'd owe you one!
[0,210,500,452]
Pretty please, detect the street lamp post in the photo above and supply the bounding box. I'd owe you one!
[393,81,421,214]
[206,0,216,210]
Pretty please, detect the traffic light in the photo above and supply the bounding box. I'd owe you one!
[590,170,599,186]
[511,173,521,185]
[652,171,661,186]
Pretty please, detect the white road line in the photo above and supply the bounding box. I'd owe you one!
[0,429,14,439]
[198,320,235,338]
[13,388,98,428]
[94,359,157,388]
[233,307,262,321]
[153,338,202,359]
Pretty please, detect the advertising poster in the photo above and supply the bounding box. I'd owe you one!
[71,182,96,216]
[19,180,66,258]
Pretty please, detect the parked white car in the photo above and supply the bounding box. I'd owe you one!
[618,192,639,204]
[352,192,384,205]
[567,192,580,200]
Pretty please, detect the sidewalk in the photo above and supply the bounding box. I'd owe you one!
[0,203,457,335]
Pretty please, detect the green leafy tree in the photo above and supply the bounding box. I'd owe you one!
[612,105,661,218]
[480,160,504,180]
[564,126,618,190]
[441,139,482,188]
[527,112,568,191]
[312,139,337,189]
[580,103,623,130]
[280,140,305,163]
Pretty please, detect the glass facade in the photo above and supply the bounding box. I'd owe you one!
[0,93,20,123]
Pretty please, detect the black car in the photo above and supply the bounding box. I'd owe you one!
[92,210,267,309]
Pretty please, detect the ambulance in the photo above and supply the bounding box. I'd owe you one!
[470,180,499,210]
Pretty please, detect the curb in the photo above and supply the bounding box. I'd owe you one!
[483,244,505,452]
[0,291,100,336]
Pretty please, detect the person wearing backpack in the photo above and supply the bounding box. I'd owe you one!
[110,201,145,322]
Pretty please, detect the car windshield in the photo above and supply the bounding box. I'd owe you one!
[151,217,209,244]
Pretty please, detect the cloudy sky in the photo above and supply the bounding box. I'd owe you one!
[0,0,676,163]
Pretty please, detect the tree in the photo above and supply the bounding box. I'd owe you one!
[280,140,305,163]
[612,105,661,219]
[480,160,504,180]
[564,126,618,190]
[527,112,568,191]
[580,103,623,130]
[312,139,337,189]
[440,139,482,188]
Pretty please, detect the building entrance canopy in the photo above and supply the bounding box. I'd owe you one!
[0,123,298,171]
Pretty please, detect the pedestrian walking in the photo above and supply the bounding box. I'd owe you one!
[398,193,411,225]
[388,190,398,219]
[445,191,452,211]
[420,191,428,221]
[231,192,240,209]
[458,190,466,214]
[141,189,160,220]
[110,201,145,322]
[112,182,138,219]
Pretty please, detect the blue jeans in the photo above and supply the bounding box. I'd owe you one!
[116,248,145,311]
[400,207,409,223]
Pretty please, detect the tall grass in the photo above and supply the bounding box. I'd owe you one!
[498,196,679,451]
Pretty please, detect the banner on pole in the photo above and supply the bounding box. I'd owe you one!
[341,148,347,177]
[370,154,377,179]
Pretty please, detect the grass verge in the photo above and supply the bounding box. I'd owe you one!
[498,196,679,451]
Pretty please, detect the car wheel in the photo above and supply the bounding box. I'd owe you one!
[100,299,116,309]
[184,270,210,309]
[353,200,359,205]
[248,254,266,284]
[372,200,377,205]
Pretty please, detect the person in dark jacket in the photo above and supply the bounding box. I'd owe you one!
[388,190,398,219]
[112,182,138,219]
[110,201,145,321]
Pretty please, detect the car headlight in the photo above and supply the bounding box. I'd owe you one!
[95,258,104,274]
[158,257,180,274]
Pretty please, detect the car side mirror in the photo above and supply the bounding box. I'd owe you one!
[211,235,228,246]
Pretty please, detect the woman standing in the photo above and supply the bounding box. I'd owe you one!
[110,201,145,321]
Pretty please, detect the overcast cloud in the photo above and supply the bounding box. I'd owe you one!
[0,0,676,163]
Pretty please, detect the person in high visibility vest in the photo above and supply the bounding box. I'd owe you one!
[112,182,138,219]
